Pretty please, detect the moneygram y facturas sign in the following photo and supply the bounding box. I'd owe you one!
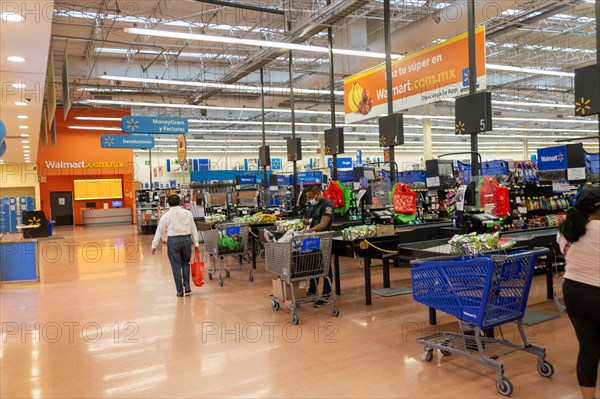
[121,116,188,134]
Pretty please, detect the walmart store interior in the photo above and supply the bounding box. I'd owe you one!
[1,1,600,398]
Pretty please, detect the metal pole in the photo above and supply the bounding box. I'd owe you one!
[288,48,297,211]
[148,149,153,188]
[467,0,479,177]
[260,67,268,187]
[327,0,338,181]
[384,0,396,183]
[596,0,599,154]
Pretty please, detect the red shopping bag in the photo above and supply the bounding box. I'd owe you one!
[393,183,417,214]
[191,248,205,287]
[323,181,345,209]
[479,176,510,217]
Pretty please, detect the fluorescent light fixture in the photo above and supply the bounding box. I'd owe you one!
[23,150,31,153]
[68,126,122,131]
[1,12,23,22]
[20,133,29,137]
[493,101,574,109]
[18,125,29,129]
[74,116,121,121]
[81,99,340,116]
[487,64,574,77]
[123,27,403,60]
[17,115,28,119]
[12,83,27,89]
[7,56,26,63]
[23,146,30,149]
[21,140,29,144]
[15,101,27,106]
[97,75,344,96]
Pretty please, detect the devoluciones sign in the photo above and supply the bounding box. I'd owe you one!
[101,134,155,149]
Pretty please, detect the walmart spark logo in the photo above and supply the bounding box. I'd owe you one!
[324,145,331,155]
[28,216,41,226]
[575,97,591,115]
[379,136,387,147]
[125,118,139,131]
[455,121,465,134]
[103,136,115,147]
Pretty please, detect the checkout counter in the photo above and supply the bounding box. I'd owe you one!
[81,207,133,226]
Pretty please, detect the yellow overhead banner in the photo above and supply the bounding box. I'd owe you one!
[344,26,486,123]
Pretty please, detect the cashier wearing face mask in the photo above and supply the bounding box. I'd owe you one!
[303,184,334,305]
[304,185,334,233]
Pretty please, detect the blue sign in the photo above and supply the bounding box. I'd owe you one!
[537,145,568,171]
[239,175,257,185]
[327,157,353,169]
[225,226,240,236]
[356,150,362,165]
[297,171,323,183]
[301,237,321,252]
[271,158,282,170]
[462,68,470,86]
[101,134,155,149]
[0,120,6,143]
[0,140,6,157]
[121,116,188,134]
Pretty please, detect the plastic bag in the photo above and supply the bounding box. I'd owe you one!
[323,181,345,209]
[479,176,510,217]
[191,248,205,287]
[393,182,417,214]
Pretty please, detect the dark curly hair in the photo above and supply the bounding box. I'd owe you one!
[558,187,600,243]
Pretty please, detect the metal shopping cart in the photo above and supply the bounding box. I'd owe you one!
[411,248,553,396]
[203,222,252,286]
[265,232,338,325]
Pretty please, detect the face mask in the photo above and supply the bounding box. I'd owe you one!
[309,199,318,206]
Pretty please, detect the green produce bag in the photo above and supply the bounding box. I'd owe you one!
[394,212,417,223]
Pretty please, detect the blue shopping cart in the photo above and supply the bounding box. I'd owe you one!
[411,248,553,396]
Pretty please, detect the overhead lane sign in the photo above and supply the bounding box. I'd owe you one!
[343,26,486,123]
[101,134,155,149]
[121,116,188,134]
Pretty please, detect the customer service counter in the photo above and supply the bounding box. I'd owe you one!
[0,238,39,282]
[81,208,133,226]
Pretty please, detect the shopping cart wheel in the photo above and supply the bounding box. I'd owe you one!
[208,272,213,280]
[332,305,339,317]
[496,376,513,396]
[271,300,280,311]
[537,361,554,378]
[249,273,254,282]
[291,313,299,325]
[225,270,231,278]
[218,278,224,287]
[440,340,452,356]
[423,349,433,362]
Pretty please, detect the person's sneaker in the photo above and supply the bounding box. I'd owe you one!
[176,292,184,297]
[306,291,318,298]
[184,286,192,295]
[313,299,328,308]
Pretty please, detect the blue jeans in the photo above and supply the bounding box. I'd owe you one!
[166,235,192,294]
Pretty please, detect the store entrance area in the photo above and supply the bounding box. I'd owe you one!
[49,191,74,226]
[0,225,585,398]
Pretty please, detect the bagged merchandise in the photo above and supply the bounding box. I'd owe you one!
[190,248,205,287]
[233,212,277,224]
[323,181,345,209]
[275,219,305,232]
[341,225,377,241]
[205,214,226,224]
[478,176,510,217]
[393,182,417,214]
[218,233,241,251]
[448,232,516,255]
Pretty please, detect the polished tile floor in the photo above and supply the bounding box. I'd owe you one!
[0,225,591,398]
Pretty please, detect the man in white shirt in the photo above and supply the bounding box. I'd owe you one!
[152,195,200,297]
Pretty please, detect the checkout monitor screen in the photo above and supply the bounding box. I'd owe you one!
[363,168,375,181]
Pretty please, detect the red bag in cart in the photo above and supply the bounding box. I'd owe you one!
[190,248,205,287]
[393,183,417,214]
[479,176,510,217]
[323,181,345,209]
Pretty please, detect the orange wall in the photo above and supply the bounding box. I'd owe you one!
[37,107,134,225]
